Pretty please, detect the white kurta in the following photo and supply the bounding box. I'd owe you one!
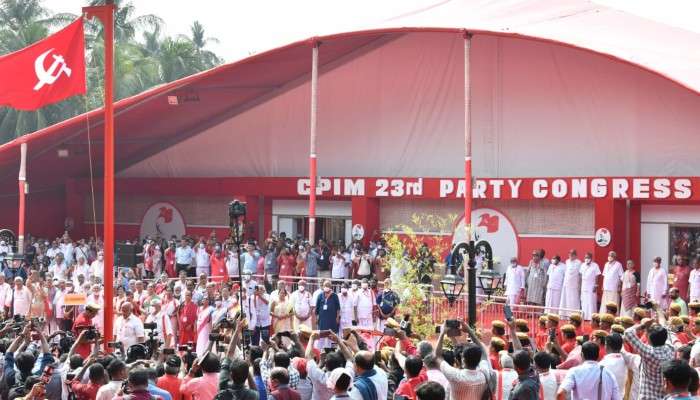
[291,290,313,328]
[647,266,668,304]
[337,292,354,331]
[600,260,624,313]
[559,258,582,316]
[689,268,700,302]
[195,248,210,276]
[8,286,32,316]
[90,260,104,281]
[545,262,566,313]
[504,265,526,305]
[226,251,239,276]
[354,289,375,326]
[579,261,601,320]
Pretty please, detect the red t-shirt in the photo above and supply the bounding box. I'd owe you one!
[394,369,428,400]
[70,381,101,400]
[72,312,94,358]
[157,374,188,400]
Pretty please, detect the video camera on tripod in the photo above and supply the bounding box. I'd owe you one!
[143,322,162,358]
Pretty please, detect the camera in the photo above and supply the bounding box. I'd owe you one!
[445,319,461,329]
[83,326,98,340]
[143,322,157,330]
[218,319,235,329]
[209,332,221,342]
[107,341,121,349]
[162,348,175,355]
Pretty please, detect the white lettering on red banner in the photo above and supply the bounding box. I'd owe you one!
[296,177,692,200]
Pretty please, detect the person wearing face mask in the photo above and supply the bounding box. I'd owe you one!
[545,255,565,314]
[353,278,375,334]
[194,240,211,277]
[376,278,400,331]
[646,256,668,306]
[89,250,104,281]
[210,245,228,283]
[316,280,341,348]
[292,279,313,329]
[145,298,174,347]
[621,260,640,317]
[600,251,624,314]
[579,252,601,320]
[504,257,526,305]
[560,249,582,317]
[339,282,356,331]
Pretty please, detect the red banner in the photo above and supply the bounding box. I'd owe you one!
[0,18,85,110]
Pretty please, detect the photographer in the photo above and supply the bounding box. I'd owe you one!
[66,355,105,400]
[72,303,100,358]
[113,368,154,400]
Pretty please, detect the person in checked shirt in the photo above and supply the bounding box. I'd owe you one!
[623,303,675,400]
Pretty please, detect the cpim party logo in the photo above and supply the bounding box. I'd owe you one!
[140,202,186,240]
[452,208,519,273]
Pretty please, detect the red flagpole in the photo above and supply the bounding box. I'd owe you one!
[83,1,115,351]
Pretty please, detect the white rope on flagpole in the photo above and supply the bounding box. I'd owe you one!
[84,95,98,240]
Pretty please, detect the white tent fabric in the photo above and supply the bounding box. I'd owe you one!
[121,31,700,179]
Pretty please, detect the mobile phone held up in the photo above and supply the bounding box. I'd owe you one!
[504,304,513,321]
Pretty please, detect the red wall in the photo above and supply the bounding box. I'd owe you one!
[0,187,65,239]
[518,237,593,263]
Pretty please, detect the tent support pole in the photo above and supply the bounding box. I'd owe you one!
[17,143,27,255]
[464,31,475,325]
[83,1,116,351]
[308,41,319,244]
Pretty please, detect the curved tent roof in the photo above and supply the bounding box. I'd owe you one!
[0,0,699,193]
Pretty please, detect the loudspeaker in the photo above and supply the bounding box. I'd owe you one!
[115,243,136,268]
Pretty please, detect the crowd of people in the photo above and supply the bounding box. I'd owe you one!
[0,231,700,399]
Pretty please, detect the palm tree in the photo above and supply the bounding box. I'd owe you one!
[157,36,202,82]
[189,20,221,68]
[88,0,162,43]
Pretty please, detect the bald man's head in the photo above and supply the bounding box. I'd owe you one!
[354,351,375,373]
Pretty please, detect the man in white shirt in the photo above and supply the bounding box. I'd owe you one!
[560,249,582,316]
[534,352,559,400]
[689,260,700,302]
[95,359,127,400]
[252,284,271,345]
[46,242,60,260]
[60,238,75,266]
[646,256,668,305]
[349,351,389,400]
[338,282,356,331]
[175,239,194,277]
[504,257,525,305]
[558,342,621,400]
[579,253,601,320]
[598,333,627,399]
[90,251,104,282]
[0,275,11,316]
[0,240,10,255]
[49,253,68,281]
[194,242,210,277]
[7,276,33,317]
[545,255,566,314]
[114,302,145,350]
[353,279,375,329]
[144,298,174,347]
[225,246,239,277]
[291,279,314,328]
[600,251,624,313]
[73,256,91,284]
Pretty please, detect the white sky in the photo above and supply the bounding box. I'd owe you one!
[48,0,700,63]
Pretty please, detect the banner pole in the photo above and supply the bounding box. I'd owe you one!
[308,41,319,245]
[17,142,27,255]
[83,1,115,350]
[464,31,475,326]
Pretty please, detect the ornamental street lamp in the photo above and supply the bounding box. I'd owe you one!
[443,239,494,326]
[228,199,247,335]
[474,241,502,300]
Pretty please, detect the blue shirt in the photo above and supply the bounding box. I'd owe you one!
[240,252,260,274]
[305,250,320,277]
[149,382,173,400]
[254,374,268,400]
[315,291,341,332]
[377,290,400,316]
[3,352,54,392]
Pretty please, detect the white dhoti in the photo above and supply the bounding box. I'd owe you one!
[599,290,620,314]
[196,324,211,355]
[559,288,581,317]
[580,290,597,320]
[357,316,375,351]
[545,288,562,314]
[506,294,519,305]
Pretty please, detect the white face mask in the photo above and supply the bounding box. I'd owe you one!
[585,259,591,264]
[299,285,305,292]
[323,287,331,293]
[351,284,358,290]
[361,283,368,289]
[341,288,348,294]
[98,255,104,261]
[199,244,205,249]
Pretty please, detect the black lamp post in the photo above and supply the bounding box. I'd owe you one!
[474,241,502,300]
[442,239,494,327]
[228,199,247,320]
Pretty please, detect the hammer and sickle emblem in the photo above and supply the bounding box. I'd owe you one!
[33,48,72,91]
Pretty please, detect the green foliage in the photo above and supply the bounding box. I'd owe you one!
[382,213,458,339]
[0,0,223,142]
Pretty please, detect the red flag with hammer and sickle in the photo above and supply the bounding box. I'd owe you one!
[0,18,85,111]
